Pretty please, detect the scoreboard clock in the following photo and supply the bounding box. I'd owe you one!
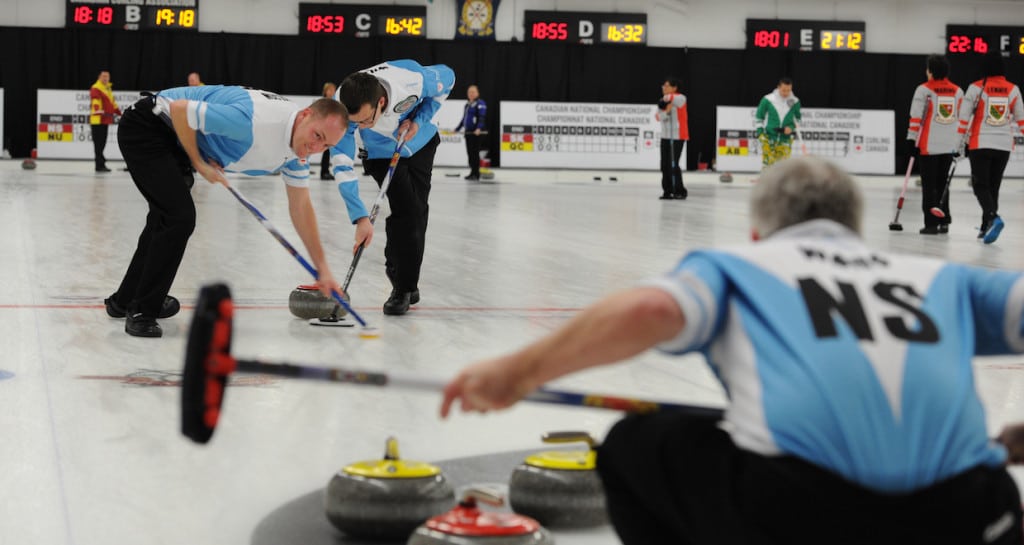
[523,11,647,45]
[66,0,199,31]
[298,3,426,37]
[947,25,1024,56]
[747,19,865,52]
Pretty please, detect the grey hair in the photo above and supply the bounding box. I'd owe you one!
[750,156,862,237]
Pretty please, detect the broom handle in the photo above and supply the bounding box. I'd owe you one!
[235,359,724,417]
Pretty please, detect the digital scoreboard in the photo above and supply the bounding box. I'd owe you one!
[947,25,1024,56]
[523,11,647,45]
[66,0,199,31]
[747,19,865,52]
[298,3,426,37]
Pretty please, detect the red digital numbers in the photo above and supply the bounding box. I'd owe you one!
[948,34,989,54]
[531,21,568,40]
[73,5,114,25]
[753,29,790,49]
[306,14,344,33]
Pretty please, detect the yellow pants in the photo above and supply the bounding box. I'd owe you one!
[759,134,792,169]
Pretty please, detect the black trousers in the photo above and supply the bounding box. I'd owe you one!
[596,412,1022,545]
[111,97,196,318]
[969,148,1011,223]
[660,138,685,196]
[363,133,439,293]
[91,124,109,169]
[917,154,953,227]
[464,132,481,176]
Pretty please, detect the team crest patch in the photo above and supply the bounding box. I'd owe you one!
[987,97,1009,126]
[393,95,419,114]
[935,96,956,124]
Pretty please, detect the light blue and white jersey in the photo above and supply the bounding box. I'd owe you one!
[647,220,1023,493]
[331,60,455,222]
[153,85,310,187]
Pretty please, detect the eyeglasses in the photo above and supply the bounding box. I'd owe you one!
[354,101,383,127]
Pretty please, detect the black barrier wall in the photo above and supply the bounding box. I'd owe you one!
[1,26,1020,172]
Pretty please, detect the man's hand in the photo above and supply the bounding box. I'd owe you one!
[195,159,228,186]
[907,139,919,159]
[353,217,374,254]
[440,355,536,418]
[315,267,342,300]
[398,119,419,142]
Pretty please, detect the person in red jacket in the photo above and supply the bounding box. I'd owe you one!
[89,70,121,173]
[656,77,689,199]
[957,52,1024,244]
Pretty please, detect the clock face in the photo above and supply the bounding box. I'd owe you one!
[66,1,199,31]
[298,3,426,37]
[747,19,865,52]
[947,25,1024,56]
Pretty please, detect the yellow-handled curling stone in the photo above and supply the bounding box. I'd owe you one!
[325,437,455,539]
[508,431,608,528]
[407,487,553,545]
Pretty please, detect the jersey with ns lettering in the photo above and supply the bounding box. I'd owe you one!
[907,78,963,155]
[957,75,1024,152]
[646,220,1022,494]
[153,85,311,187]
[331,60,455,222]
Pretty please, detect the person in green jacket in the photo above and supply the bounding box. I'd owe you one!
[756,77,801,170]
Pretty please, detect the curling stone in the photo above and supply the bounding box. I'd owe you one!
[21,159,36,170]
[325,437,455,540]
[508,431,608,528]
[408,488,553,545]
[288,284,347,319]
[719,172,733,183]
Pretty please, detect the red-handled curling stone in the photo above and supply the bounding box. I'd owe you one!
[288,284,347,319]
[407,487,553,545]
[508,431,608,528]
[325,437,455,539]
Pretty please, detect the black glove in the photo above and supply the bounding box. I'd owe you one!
[775,127,788,134]
[906,139,919,159]
[357,147,368,160]
[657,98,669,109]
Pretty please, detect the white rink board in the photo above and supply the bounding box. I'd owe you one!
[499,101,660,169]
[36,89,143,160]
[716,106,895,175]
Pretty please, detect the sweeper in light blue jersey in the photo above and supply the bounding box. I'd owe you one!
[328,60,455,316]
[442,156,1024,544]
[107,86,347,337]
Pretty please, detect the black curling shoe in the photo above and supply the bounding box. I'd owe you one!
[125,313,162,338]
[383,289,420,315]
[105,295,181,319]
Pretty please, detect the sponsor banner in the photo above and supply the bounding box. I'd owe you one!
[498,101,660,169]
[36,89,143,159]
[716,106,895,175]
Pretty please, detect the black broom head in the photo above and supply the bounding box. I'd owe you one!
[182,283,235,444]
